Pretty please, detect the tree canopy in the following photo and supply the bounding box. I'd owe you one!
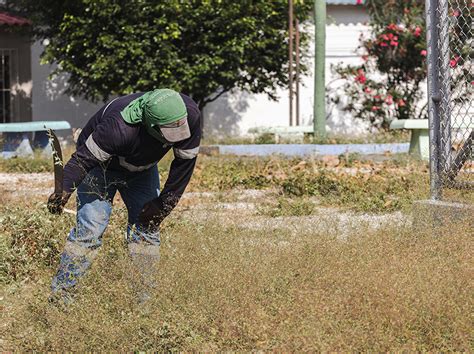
[5,0,312,109]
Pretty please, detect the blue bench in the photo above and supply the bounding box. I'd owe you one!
[0,121,71,158]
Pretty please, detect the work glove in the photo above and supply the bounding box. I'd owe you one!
[47,191,71,215]
[138,198,167,231]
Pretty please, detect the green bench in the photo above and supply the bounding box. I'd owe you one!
[390,119,430,160]
[0,121,71,158]
[390,118,474,160]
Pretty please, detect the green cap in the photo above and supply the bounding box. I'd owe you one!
[143,89,187,126]
[120,88,190,143]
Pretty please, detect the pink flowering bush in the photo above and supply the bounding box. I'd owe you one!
[333,0,472,130]
[332,1,427,129]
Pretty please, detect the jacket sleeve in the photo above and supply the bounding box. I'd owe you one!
[63,115,130,193]
[151,113,202,220]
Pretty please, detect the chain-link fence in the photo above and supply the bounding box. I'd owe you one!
[426,0,473,199]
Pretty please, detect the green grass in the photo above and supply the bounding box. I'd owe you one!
[0,154,52,173]
[202,130,411,145]
[186,155,431,213]
[1,151,472,212]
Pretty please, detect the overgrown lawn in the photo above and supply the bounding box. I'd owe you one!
[1,199,472,351]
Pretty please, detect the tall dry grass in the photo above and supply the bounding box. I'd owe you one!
[1,200,472,351]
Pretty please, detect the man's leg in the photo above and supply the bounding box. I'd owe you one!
[119,166,161,294]
[51,167,120,298]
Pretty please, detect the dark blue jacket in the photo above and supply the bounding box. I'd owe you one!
[63,92,201,215]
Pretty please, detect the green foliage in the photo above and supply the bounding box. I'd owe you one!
[281,168,426,213]
[0,154,52,173]
[188,155,431,213]
[254,132,277,144]
[7,0,312,109]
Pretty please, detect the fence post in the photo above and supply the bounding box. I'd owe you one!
[426,0,442,200]
[438,0,453,174]
[313,0,326,139]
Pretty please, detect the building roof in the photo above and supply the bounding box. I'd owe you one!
[326,0,360,4]
[0,12,31,26]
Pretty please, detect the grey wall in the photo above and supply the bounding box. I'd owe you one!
[31,41,102,128]
[0,31,32,122]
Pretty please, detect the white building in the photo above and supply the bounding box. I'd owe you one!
[1,0,370,137]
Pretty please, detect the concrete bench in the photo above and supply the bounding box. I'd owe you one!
[390,118,474,160]
[390,119,429,160]
[0,120,71,158]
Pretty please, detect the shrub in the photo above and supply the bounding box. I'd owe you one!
[332,1,427,129]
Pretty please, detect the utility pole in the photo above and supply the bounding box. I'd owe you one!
[289,0,294,126]
[295,19,300,126]
[314,0,326,138]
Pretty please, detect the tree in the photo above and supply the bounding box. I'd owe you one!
[5,0,312,109]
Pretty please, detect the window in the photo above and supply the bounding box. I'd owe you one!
[0,50,12,123]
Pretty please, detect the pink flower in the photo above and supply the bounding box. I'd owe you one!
[362,55,369,62]
[380,42,389,47]
[390,41,399,47]
[387,23,399,31]
[356,0,363,4]
[398,99,406,107]
[450,56,460,68]
[385,95,394,105]
[372,106,380,111]
[414,27,422,37]
[420,50,427,56]
[453,9,460,17]
[381,34,390,41]
[364,87,372,94]
[355,69,367,84]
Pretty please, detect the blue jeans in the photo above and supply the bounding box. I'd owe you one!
[51,165,161,294]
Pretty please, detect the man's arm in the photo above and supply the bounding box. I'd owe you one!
[139,117,201,228]
[48,115,130,214]
[140,150,199,223]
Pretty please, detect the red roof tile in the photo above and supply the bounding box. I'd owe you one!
[0,12,31,26]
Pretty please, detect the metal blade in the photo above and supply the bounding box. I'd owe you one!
[47,128,64,194]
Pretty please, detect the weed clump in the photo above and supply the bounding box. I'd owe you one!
[0,155,52,173]
[1,204,70,283]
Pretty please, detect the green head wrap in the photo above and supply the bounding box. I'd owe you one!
[120,89,187,141]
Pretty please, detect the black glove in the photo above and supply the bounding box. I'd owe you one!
[138,198,166,230]
[47,191,71,215]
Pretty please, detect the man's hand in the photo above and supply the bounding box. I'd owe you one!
[47,191,71,215]
[138,198,165,231]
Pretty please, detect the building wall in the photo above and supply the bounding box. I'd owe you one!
[0,31,31,122]
[31,41,102,127]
